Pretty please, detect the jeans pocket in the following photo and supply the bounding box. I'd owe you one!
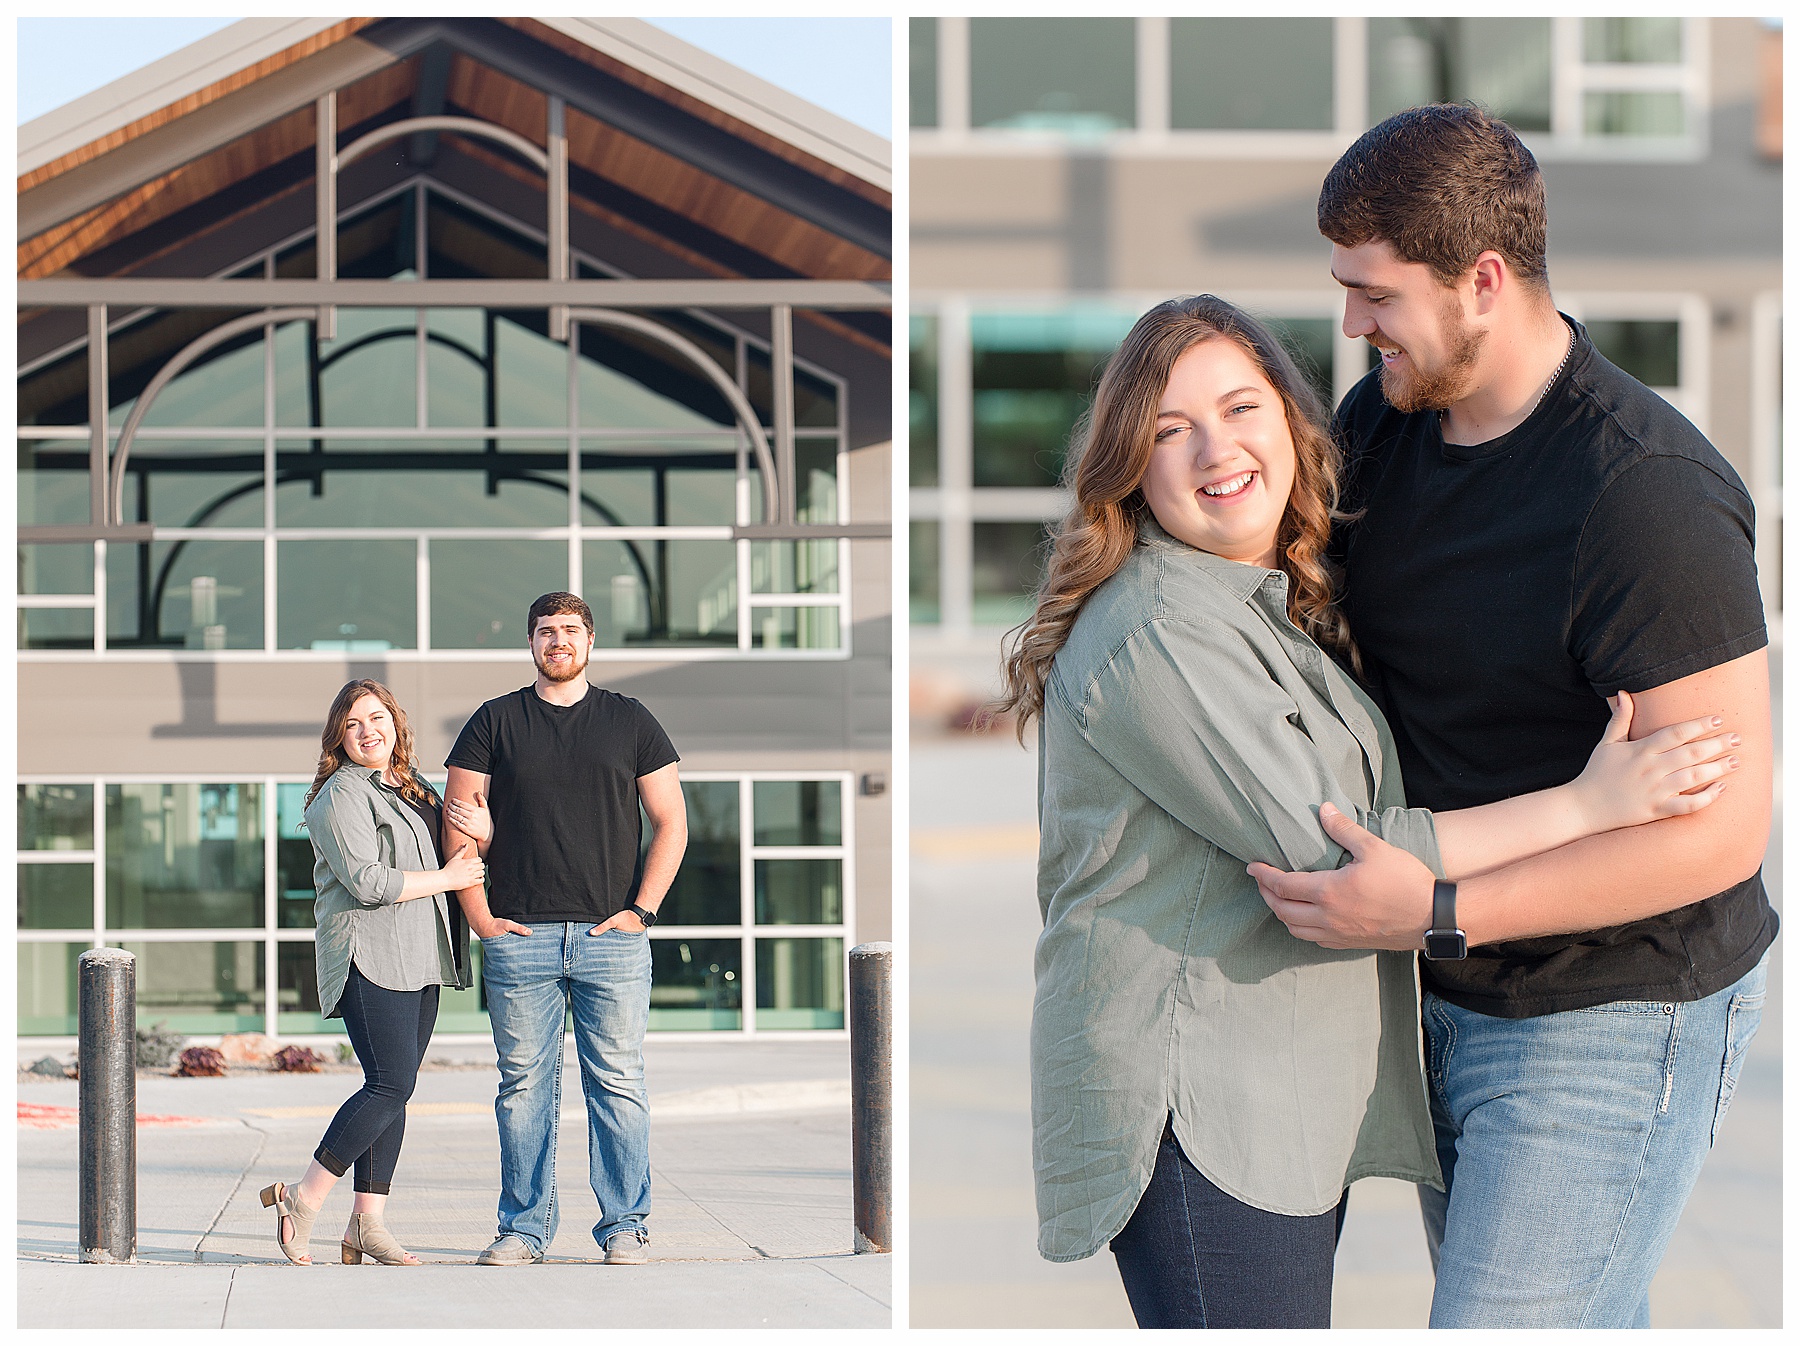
[1423,995,1454,1092]
[1712,988,1765,1147]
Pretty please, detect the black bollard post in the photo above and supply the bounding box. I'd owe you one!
[848,941,892,1254]
[78,948,137,1263]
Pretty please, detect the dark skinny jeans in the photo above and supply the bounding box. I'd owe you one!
[1109,1123,1350,1329]
[315,961,438,1194]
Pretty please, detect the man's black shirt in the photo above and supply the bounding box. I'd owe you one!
[1331,317,1775,1017]
[446,684,680,925]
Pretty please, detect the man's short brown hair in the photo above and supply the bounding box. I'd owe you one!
[527,591,594,637]
[1318,103,1548,290]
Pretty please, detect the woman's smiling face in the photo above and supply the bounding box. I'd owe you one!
[1140,338,1296,569]
[340,692,395,772]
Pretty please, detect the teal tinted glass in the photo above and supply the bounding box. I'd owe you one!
[19,347,87,426]
[19,864,93,929]
[1170,19,1334,130]
[108,311,264,428]
[747,606,839,650]
[745,345,840,430]
[754,780,842,847]
[277,783,315,930]
[19,943,86,1035]
[116,438,264,530]
[1584,18,1681,64]
[1260,315,1336,410]
[425,308,568,428]
[910,314,939,486]
[106,783,264,929]
[575,307,738,431]
[754,858,843,924]
[1584,91,1684,137]
[277,941,322,1016]
[106,540,264,650]
[1368,19,1552,132]
[18,608,94,651]
[973,521,1051,627]
[1586,320,1680,387]
[971,308,1135,487]
[654,781,740,925]
[275,438,568,528]
[910,520,941,624]
[910,18,939,127]
[19,544,92,596]
[19,439,90,526]
[20,784,94,850]
[970,18,1137,131]
[583,539,736,647]
[754,936,844,1028]
[651,938,742,1029]
[429,539,569,650]
[750,540,838,594]
[278,539,416,650]
[121,940,264,1032]
[580,438,737,527]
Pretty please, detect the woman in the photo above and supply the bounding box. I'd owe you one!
[260,679,487,1266]
[996,296,1737,1328]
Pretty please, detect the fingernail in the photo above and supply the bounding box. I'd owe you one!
[1729,756,1740,768]
[1729,734,1741,746]
[1712,717,1724,727]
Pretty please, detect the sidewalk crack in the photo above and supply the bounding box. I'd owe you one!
[195,1119,267,1263]
[219,1267,237,1326]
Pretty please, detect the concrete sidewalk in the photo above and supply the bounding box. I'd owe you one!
[17,1038,889,1328]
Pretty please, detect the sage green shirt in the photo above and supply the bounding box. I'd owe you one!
[305,766,469,1018]
[1032,521,1444,1262]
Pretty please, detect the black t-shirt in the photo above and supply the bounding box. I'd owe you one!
[1331,316,1776,1018]
[445,684,680,924]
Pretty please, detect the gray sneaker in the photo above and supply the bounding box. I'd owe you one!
[477,1234,543,1266]
[603,1229,649,1264]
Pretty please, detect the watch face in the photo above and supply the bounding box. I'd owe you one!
[1424,930,1467,961]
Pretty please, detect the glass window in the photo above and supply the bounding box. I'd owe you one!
[19,347,87,426]
[1584,92,1685,138]
[754,858,843,925]
[1261,316,1337,411]
[120,940,264,1032]
[20,783,95,850]
[280,307,418,429]
[754,780,842,847]
[583,539,736,648]
[794,437,840,523]
[106,783,264,929]
[1586,320,1680,388]
[19,543,93,596]
[429,539,569,650]
[426,309,568,429]
[910,314,939,486]
[651,937,742,1030]
[971,309,1134,487]
[19,942,86,1035]
[1170,19,1335,131]
[910,520,941,624]
[1584,18,1681,65]
[116,438,265,530]
[576,318,737,431]
[276,438,568,529]
[750,540,838,595]
[19,865,93,929]
[655,781,740,925]
[1368,19,1552,132]
[277,941,322,1022]
[911,18,939,127]
[748,606,840,651]
[277,784,316,930]
[278,539,416,650]
[755,936,843,1029]
[581,439,737,527]
[106,539,264,650]
[108,310,264,429]
[745,345,840,430]
[436,940,489,1033]
[19,438,91,526]
[973,520,1049,627]
[970,18,1137,132]
[18,608,94,651]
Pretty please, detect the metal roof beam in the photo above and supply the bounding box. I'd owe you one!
[19,278,891,310]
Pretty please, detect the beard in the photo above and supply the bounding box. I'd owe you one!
[534,643,591,683]
[1376,298,1486,414]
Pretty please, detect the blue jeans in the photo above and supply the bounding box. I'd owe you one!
[1418,953,1768,1328]
[480,923,653,1253]
[1110,1124,1348,1328]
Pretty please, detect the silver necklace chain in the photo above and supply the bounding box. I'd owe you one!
[1525,323,1575,421]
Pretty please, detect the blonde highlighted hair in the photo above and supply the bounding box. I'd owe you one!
[997,295,1359,736]
[303,679,435,809]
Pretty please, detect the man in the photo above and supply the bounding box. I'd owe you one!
[1250,104,1775,1327]
[445,591,688,1266]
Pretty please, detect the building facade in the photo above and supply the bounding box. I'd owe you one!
[17,18,893,1041]
[909,16,1780,692]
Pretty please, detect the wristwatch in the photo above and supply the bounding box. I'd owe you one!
[627,903,658,929]
[1422,881,1467,961]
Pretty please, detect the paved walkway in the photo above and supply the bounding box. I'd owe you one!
[17,1039,889,1328]
[911,721,1783,1330]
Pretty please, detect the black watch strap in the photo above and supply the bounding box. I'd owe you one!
[628,903,657,928]
[1432,880,1456,934]
[1424,880,1467,961]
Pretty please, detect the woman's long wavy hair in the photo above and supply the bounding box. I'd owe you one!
[997,295,1360,737]
[303,679,434,808]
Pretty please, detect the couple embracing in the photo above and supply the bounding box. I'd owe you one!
[261,591,688,1268]
[1010,105,1774,1328]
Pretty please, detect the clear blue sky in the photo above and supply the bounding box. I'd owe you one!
[17,17,891,137]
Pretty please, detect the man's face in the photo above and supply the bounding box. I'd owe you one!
[1331,240,1485,414]
[530,612,594,683]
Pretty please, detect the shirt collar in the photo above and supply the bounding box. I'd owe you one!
[1136,514,1283,605]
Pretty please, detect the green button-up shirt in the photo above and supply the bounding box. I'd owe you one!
[1032,520,1444,1262]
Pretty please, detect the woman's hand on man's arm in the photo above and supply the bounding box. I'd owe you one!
[446,765,531,938]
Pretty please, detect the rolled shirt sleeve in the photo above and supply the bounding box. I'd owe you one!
[305,784,406,907]
[1072,615,1442,879]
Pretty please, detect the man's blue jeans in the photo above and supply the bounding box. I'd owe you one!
[480,923,653,1254]
[1418,953,1768,1327]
